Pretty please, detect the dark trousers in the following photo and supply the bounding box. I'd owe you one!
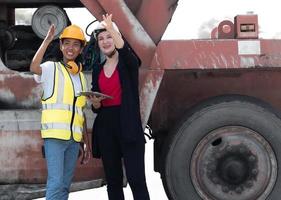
[97,106,150,200]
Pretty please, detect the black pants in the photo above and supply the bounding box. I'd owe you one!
[96,106,150,200]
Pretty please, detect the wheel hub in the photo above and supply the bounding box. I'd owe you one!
[217,153,250,185]
[191,126,277,200]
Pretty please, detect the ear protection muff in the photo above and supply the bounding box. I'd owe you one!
[62,61,82,75]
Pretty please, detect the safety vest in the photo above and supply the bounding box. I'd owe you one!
[41,62,87,142]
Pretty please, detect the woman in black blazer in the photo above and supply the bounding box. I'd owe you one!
[88,13,150,200]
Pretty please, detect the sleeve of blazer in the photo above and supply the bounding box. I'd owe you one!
[117,40,141,70]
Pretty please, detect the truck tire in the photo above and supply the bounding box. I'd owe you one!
[161,96,281,200]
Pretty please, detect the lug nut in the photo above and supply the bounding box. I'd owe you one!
[245,180,253,188]
[222,186,229,193]
[235,186,242,193]
[252,169,258,175]
[248,155,256,162]
[239,147,246,153]
[215,153,221,158]
[209,164,216,170]
[212,177,219,184]
[226,146,232,152]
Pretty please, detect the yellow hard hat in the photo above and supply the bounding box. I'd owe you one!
[59,24,86,44]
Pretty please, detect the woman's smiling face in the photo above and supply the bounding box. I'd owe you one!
[97,31,115,56]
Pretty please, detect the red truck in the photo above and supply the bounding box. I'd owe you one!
[1,0,281,200]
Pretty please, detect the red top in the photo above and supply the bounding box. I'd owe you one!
[98,67,122,107]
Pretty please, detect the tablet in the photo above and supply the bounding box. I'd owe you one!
[79,91,113,99]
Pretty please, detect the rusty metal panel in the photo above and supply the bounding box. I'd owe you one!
[0,66,104,184]
[151,39,281,70]
[234,14,258,39]
[136,0,178,44]
[80,0,105,20]
[151,40,241,69]
[0,71,41,109]
[139,68,164,128]
[151,69,281,135]
[0,109,104,184]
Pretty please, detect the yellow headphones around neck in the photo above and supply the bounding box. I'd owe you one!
[62,61,82,75]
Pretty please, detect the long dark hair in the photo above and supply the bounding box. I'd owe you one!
[81,33,104,71]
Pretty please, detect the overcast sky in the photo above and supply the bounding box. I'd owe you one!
[162,0,281,39]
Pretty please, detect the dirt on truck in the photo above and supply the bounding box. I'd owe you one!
[1,0,281,200]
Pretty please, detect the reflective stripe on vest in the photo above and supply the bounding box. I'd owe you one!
[41,123,83,134]
[42,103,83,116]
[41,62,86,142]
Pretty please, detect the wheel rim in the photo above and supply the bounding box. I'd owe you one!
[191,126,277,200]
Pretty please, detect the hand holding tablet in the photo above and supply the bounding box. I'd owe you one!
[79,91,113,99]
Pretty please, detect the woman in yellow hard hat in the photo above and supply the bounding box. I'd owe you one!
[30,24,91,200]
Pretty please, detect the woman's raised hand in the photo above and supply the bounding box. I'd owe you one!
[102,13,114,31]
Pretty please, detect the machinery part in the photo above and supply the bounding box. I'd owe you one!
[0,28,15,50]
[192,126,276,200]
[218,20,234,39]
[4,49,36,71]
[161,96,281,200]
[85,20,98,37]
[3,25,42,71]
[31,5,68,39]
[0,21,15,51]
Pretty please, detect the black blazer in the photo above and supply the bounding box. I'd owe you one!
[91,41,145,158]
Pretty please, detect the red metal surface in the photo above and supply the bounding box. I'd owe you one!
[211,27,218,39]
[234,14,258,39]
[0,72,40,108]
[80,0,105,20]
[151,39,281,70]
[139,68,164,127]
[0,108,104,183]
[135,0,178,44]
[218,20,234,39]
[151,69,281,134]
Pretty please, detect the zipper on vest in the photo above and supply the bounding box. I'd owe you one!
[70,97,78,140]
